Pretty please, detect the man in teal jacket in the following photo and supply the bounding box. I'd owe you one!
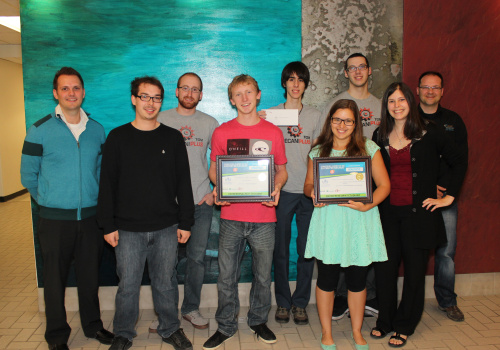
[21,67,113,350]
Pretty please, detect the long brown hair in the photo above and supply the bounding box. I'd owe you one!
[312,99,366,157]
[378,82,425,141]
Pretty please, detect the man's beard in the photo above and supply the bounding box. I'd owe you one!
[179,98,199,110]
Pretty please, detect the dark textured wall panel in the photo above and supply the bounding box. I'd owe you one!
[403,0,500,273]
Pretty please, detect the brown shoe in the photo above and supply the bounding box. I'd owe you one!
[439,305,465,322]
[275,306,290,323]
[291,305,309,325]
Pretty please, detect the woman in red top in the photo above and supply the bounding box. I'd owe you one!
[371,82,467,347]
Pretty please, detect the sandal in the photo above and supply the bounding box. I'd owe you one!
[388,333,407,348]
[370,327,389,339]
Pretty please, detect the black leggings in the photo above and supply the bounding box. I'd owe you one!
[316,259,368,293]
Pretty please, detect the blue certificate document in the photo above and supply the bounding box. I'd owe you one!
[313,156,373,204]
[217,155,275,202]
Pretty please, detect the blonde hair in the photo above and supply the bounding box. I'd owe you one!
[228,74,260,100]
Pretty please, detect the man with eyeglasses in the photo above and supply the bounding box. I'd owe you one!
[147,73,218,331]
[417,71,468,322]
[21,67,113,350]
[97,76,195,350]
[321,52,382,320]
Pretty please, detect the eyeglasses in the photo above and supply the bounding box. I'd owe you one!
[346,64,368,73]
[178,86,201,94]
[136,95,163,103]
[331,117,355,126]
[419,86,442,91]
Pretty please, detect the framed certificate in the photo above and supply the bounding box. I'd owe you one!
[313,156,373,204]
[216,155,275,202]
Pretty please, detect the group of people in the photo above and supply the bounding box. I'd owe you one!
[20,52,468,350]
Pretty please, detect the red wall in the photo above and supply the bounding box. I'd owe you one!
[403,1,500,273]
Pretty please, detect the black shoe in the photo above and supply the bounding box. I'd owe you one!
[108,336,132,350]
[90,328,115,345]
[48,345,69,350]
[203,331,233,350]
[162,328,193,350]
[332,296,349,320]
[365,298,379,317]
[249,323,277,344]
[291,305,309,325]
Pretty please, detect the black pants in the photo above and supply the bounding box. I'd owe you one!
[374,205,430,336]
[38,216,104,344]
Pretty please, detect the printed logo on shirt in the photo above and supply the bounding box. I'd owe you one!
[444,124,455,132]
[180,126,194,140]
[282,124,311,144]
[227,139,272,155]
[359,107,380,128]
[179,125,204,147]
[287,124,303,138]
[252,141,269,155]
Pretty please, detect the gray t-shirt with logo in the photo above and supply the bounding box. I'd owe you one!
[270,103,323,194]
[322,91,382,139]
[158,108,219,204]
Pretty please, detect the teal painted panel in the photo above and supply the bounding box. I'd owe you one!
[21,0,301,134]
[21,0,301,286]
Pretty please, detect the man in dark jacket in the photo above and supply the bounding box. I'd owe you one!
[417,71,468,322]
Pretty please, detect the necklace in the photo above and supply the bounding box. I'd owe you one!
[394,128,405,146]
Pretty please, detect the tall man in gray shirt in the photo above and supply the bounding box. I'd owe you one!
[150,72,219,330]
[322,53,381,319]
[322,53,381,139]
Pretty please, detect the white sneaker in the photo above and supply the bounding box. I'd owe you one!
[148,319,159,333]
[182,310,209,329]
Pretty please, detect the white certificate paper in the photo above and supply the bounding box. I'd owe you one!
[263,109,299,126]
[319,162,367,198]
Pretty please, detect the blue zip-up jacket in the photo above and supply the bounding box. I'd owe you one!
[21,112,106,220]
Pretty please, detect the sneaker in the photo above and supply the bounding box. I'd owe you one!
[249,323,277,344]
[364,298,379,317]
[162,328,193,350]
[203,331,233,350]
[182,309,209,329]
[109,336,132,350]
[148,319,159,333]
[332,296,349,321]
[291,305,309,325]
[275,306,290,323]
[439,305,465,322]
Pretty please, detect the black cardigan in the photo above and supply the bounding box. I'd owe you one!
[373,122,467,249]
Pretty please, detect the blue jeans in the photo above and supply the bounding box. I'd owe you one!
[434,202,458,308]
[215,219,275,336]
[274,191,314,309]
[113,226,179,340]
[181,203,213,315]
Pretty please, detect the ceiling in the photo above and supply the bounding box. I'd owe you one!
[0,0,21,64]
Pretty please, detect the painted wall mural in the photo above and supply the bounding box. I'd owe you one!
[21,0,403,288]
[21,0,302,287]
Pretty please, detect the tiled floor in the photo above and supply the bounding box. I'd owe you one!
[1,194,499,350]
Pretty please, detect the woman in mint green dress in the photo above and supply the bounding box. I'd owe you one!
[303,99,390,350]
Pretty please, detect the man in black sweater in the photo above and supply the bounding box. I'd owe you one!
[417,71,468,322]
[97,76,195,350]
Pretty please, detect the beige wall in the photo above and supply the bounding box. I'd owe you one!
[0,59,25,197]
